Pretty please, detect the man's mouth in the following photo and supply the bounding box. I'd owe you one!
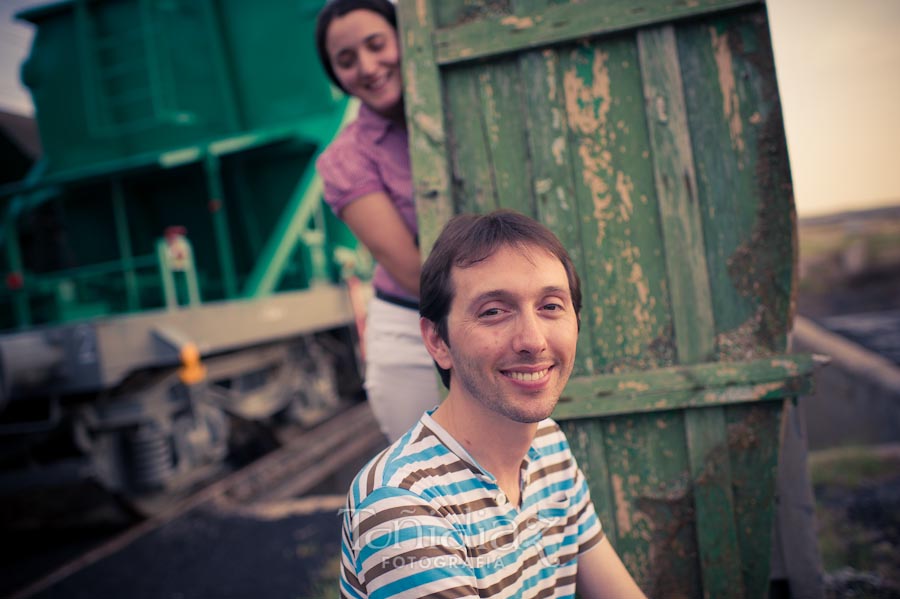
[503,368,551,382]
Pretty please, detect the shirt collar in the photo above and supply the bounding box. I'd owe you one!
[420,409,539,481]
[356,102,400,144]
[420,410,486,478]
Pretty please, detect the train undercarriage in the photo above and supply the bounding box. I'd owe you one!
[0,289,364,512]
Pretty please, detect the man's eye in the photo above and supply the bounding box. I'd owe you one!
[542,303,563,312]
[479,308,502,318]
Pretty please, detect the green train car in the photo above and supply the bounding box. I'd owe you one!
[0,0,370,507]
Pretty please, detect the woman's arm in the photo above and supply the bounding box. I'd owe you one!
[340,191,422,296]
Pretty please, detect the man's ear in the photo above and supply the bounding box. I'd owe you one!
[419,317,452,370]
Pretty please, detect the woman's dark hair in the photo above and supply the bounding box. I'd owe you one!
[420,210,583,389]
[315,0,398,93]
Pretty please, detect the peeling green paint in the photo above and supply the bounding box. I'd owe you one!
[400,1,798,595]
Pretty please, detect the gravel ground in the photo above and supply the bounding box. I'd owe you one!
[24,498,344,599]
[798,209,900,598]
[812,446,900,599]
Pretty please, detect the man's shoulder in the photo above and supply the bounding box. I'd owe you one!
[537,416,563,433]
[346,422,466,508]
[529,418,580,477]
[534,417,569,449]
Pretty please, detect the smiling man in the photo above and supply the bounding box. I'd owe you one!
[339,210,645,599]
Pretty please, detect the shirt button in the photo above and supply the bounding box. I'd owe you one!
[495,492,507,505]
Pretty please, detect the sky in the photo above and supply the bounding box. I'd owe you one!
[1,0,898,217]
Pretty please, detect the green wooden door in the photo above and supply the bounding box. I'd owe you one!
[399,0,812,596]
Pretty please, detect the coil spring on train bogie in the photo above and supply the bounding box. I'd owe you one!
[127,423,174,491]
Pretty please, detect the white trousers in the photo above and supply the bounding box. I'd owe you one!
[364,296,442,442]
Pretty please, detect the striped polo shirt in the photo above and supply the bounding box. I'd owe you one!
[340,411,604,598]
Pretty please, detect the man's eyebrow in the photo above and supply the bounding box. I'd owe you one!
[541,285,571,298]
[467,289,510,307]
[468,286,571,306]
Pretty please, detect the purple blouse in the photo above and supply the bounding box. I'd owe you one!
[316,103,418,303]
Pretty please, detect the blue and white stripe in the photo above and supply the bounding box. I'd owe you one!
[339,411,603,599]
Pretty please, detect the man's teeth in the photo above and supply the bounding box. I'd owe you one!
[507,369,549,382]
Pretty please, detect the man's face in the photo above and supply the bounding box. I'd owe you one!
[430,244,578,423]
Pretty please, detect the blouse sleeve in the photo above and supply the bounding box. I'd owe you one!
[316,131,387,217]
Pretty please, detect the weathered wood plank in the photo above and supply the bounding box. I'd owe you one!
[679,11,796,356]
[557,376,808,418]
[560,35,673,374]
[638,25,715,364]
[434,0,507,29]
[685,405,741,599]
[726,401,783,597]
[600,411,702,597]
[686,407,745,599]
[434,0,762,65]
[444,65,498,213]
[564,354,817,394]
[638,25,740,597]
[678,11,794,595]
[512,0,563,14]
[557,33,694,589]
[397,0,454,254]
[678,18,756,335]
[478,58,534,213]
[555,356,814,419]
[561,419,619,544]
[555,372,806,416]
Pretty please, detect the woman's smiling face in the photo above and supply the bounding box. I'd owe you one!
[325,9,403,119]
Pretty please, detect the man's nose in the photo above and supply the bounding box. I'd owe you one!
[512,312,547,355]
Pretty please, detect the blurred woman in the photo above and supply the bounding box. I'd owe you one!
[315,0,440,442]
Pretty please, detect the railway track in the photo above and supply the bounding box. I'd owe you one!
[7,401,385,599]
